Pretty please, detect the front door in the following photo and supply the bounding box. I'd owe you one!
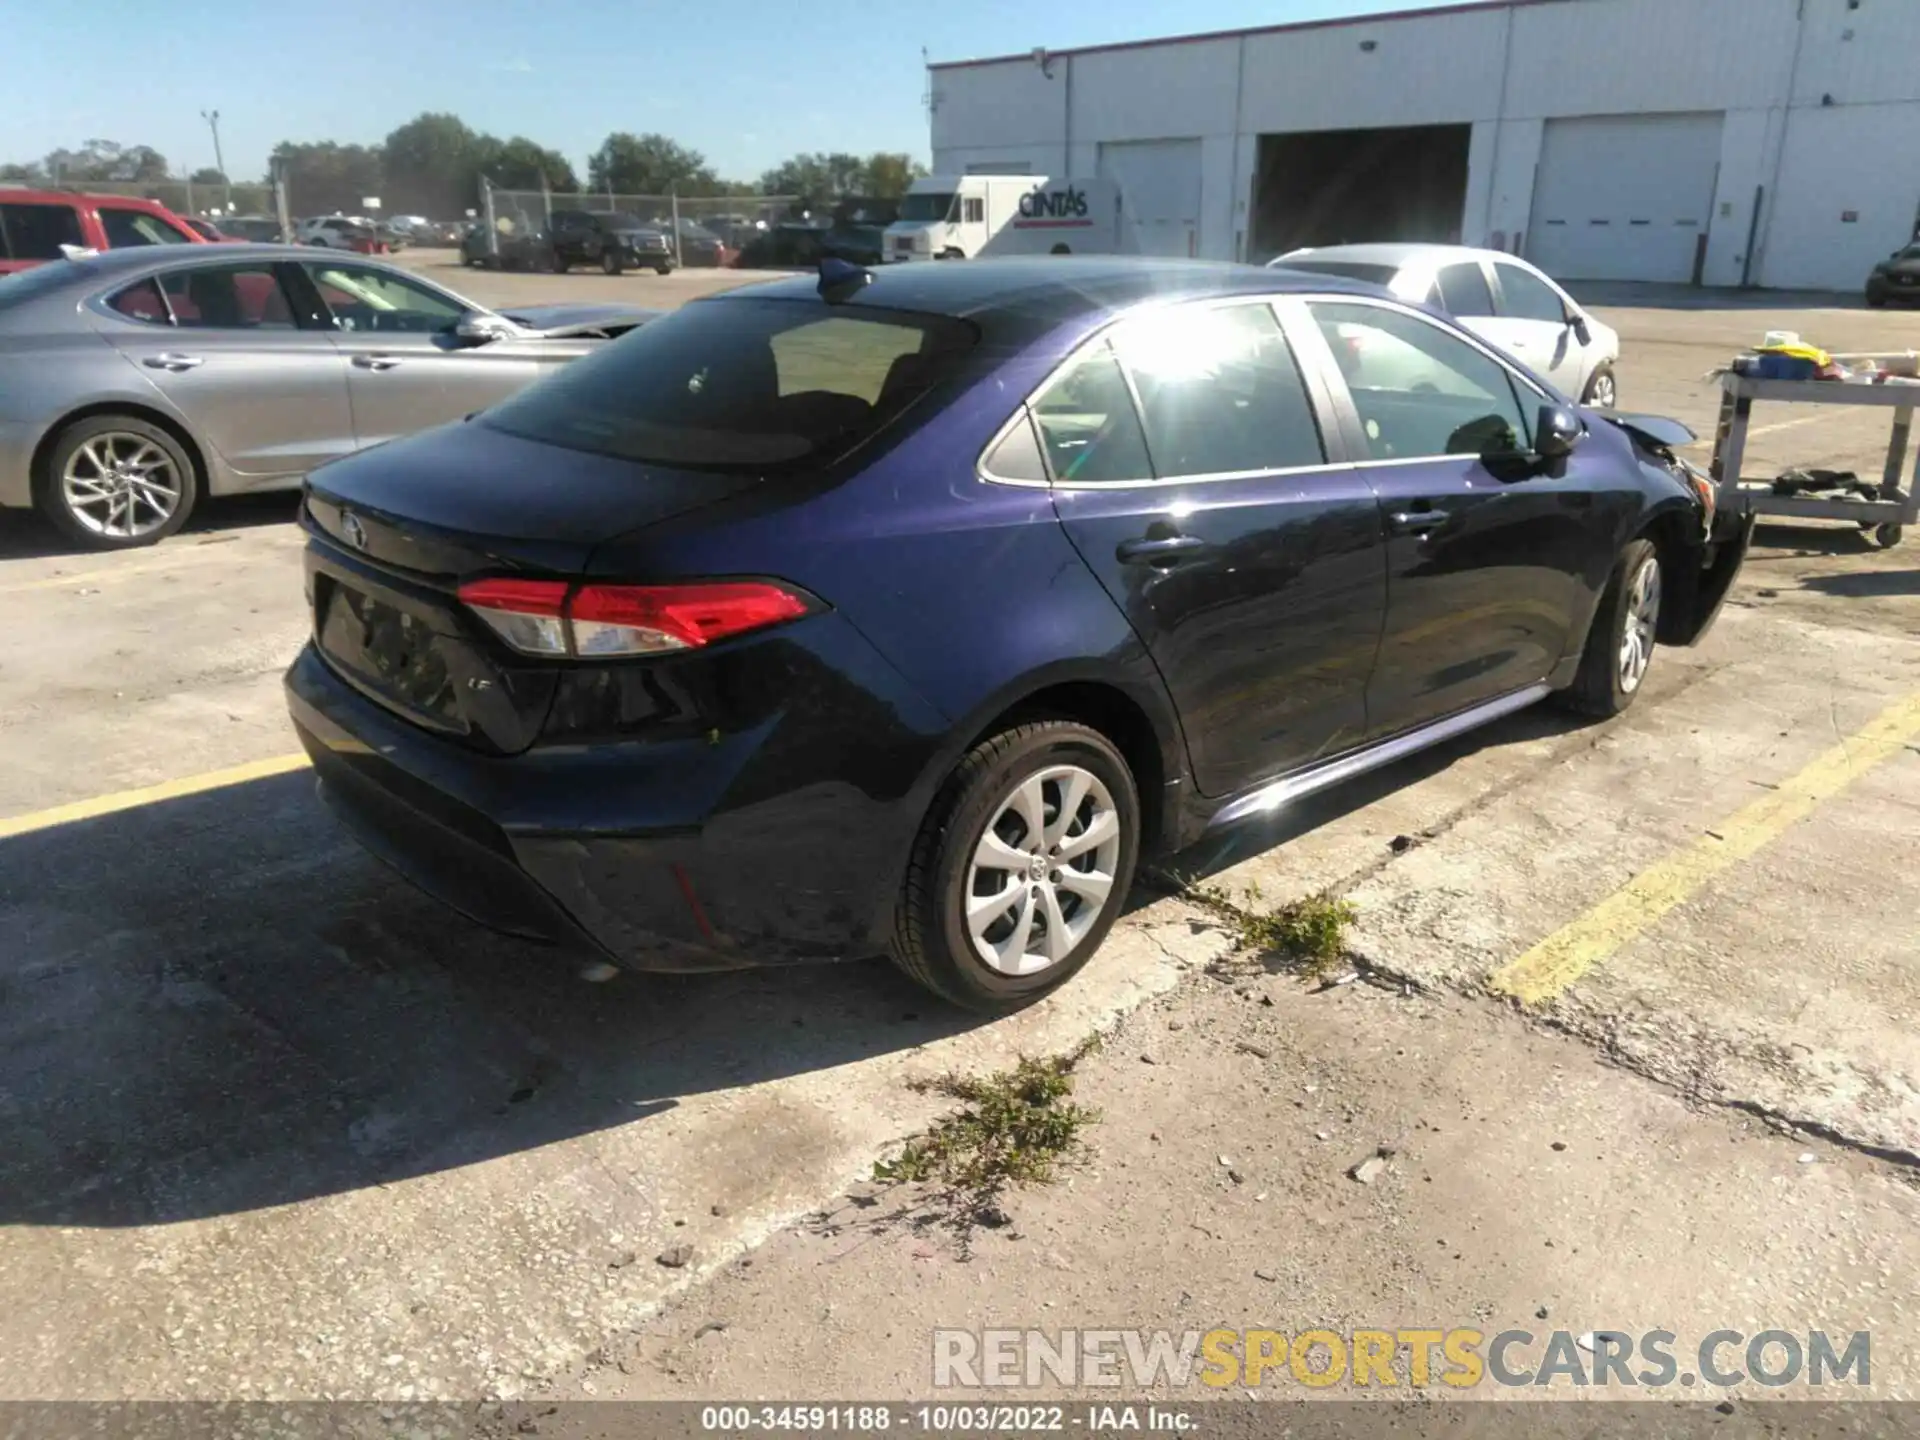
[1041,299,1387,799]
[96,259,355,478]
[300,259,544,449]
[1305,297,1603,737]
[1481,260,1589,396]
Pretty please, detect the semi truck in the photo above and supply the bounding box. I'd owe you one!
[882,175,1135,261]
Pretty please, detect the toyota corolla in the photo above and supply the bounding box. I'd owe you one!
[284,257,1750,1013]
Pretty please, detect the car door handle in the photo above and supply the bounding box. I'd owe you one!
[142,353,203,371]
[1389,510,1449,535]
[351,353,401,371]
[1116,533,1210,566]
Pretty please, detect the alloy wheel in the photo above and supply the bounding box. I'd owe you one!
[61,433,183,540]
[1618,554,1661,694]
[964,764,1123,976]
[1589,371,1617,408]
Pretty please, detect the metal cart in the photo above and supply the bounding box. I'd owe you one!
[1707,362,1920,549]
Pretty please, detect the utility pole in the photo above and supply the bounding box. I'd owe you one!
[200,109,231,211]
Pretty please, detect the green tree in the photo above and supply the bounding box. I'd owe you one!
[862,152,926,200]
[488,137,580,193]
[42,140,171,184]
[269,140,384,216]
[188,167,227,186]
[758,150,926,201]
[382,112,479,217]
[587,132,717,198]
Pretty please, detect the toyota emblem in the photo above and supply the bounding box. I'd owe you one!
[341,511,367,550]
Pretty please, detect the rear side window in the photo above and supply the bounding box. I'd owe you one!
[1031,344,1152,485]
[1110,302,1325,477]
[99,208,194,248]
[108,279,171,324]
[160,264,296,328]
[1433,262,1496,317]
[1495,264,1569,324]
[0,202,85,261]
[484,297,979,471]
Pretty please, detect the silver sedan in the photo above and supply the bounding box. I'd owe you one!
[0,245,660,549]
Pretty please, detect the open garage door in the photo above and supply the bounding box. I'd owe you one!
[1528,113,1722,283]
[1098,139,1201,257]
[1250,125,1470,261]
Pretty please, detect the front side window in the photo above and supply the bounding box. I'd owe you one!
[1311,301,1531,462]
[1109,302,1325,477]
[99,208,194,248]
[0,202,85,260]
[1031,343,1153,485]
[484,296,978,471]
[1433,262,1496,318]
[159,264,296,329]
[307,263,464,333]
[1495,263,1571,324]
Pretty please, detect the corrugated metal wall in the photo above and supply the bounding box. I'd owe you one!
[927,0,1920,290]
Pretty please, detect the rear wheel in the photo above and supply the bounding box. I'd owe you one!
[654,262,673,275]
[36,414,198,551]
[1582,364,1618,409]
[891,721,1139,1013]
[1556,539,1660,718]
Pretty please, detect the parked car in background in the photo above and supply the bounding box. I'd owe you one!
[1865,243,1920,307]
[422,220,465,246]
[548,210,675,275]
[0,245,660,549]
[732,221,830,269]
[460,221,555,271]
[281,256,1749,1014]
[822,221,887,267]
[180,217,234,242]
[0,189,207,274]
[657,217,730,267]
[218,215,287,243]
[298,217,392,255]
[1271,243,1621,408]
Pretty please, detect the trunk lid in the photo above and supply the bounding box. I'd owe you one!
[302,419,761,753]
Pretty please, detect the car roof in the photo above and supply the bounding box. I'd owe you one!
[1277,242,1529,270]
[0,187,182,213]
[4,243,409,294]
[710,256,1384,333]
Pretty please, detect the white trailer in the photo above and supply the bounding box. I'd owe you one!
[883,175,1134,262]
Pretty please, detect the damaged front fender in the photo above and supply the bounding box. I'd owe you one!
[1659,511,1756,647]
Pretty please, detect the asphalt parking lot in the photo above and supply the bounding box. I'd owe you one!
[2,251,1916,1402]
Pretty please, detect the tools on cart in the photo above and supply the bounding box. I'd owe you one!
[1708,338,1920,550]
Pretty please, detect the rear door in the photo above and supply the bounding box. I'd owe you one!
[1485,260,1587,395]
[1305,296,1607,736]
[95,259,355,478]
[1041,297,1387,798]
[302,258,544,447]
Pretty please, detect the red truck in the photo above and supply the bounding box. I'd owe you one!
[0,189,208,274]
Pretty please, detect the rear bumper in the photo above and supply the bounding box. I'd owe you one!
[285,640,926,972]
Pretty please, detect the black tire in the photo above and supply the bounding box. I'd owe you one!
[1866,288,1888,309]
[654,262,674,276]
[890,720,1140,1013]
[552,250,571,273]
[1581,363,1618,409]
[35,414,199,551]
[602,249,624,276]
[1555,538,1660,719]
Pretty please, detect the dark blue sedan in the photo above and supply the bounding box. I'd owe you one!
[284,257,1751,1013]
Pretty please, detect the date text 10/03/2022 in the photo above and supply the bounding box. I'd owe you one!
[699,1405,1196,1432]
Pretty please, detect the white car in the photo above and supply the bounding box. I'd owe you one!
[1269,243,1620,408]
[296,215,380,250]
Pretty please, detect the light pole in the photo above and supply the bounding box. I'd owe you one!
[200,109,231,211]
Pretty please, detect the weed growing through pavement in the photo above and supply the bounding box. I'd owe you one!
[1186,881,1357,980]
[873,1037,1101,1234]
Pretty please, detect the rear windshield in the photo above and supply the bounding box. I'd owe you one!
[1274,260,1398,286]
[483,296,979,471]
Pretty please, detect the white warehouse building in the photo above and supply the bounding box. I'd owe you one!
[924,0,1920,291]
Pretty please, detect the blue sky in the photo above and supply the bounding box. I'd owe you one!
[2,0,1458,185]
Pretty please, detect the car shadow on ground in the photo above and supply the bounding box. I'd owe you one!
[0,492,298,561]
[1748,520,1885,558]
[0,770,973,1231]
[1800,568,1920,598]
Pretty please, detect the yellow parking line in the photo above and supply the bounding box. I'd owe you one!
[1487,691,1920,1006]
[0,753,311,841]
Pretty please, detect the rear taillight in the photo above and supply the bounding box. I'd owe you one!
[457,578,814,658]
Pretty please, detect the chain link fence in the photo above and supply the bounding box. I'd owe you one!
[480,184,803,268]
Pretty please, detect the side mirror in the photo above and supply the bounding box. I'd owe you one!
[454,312,514,345]
[1568,311,1591,345]
[1533,404,1583,460]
